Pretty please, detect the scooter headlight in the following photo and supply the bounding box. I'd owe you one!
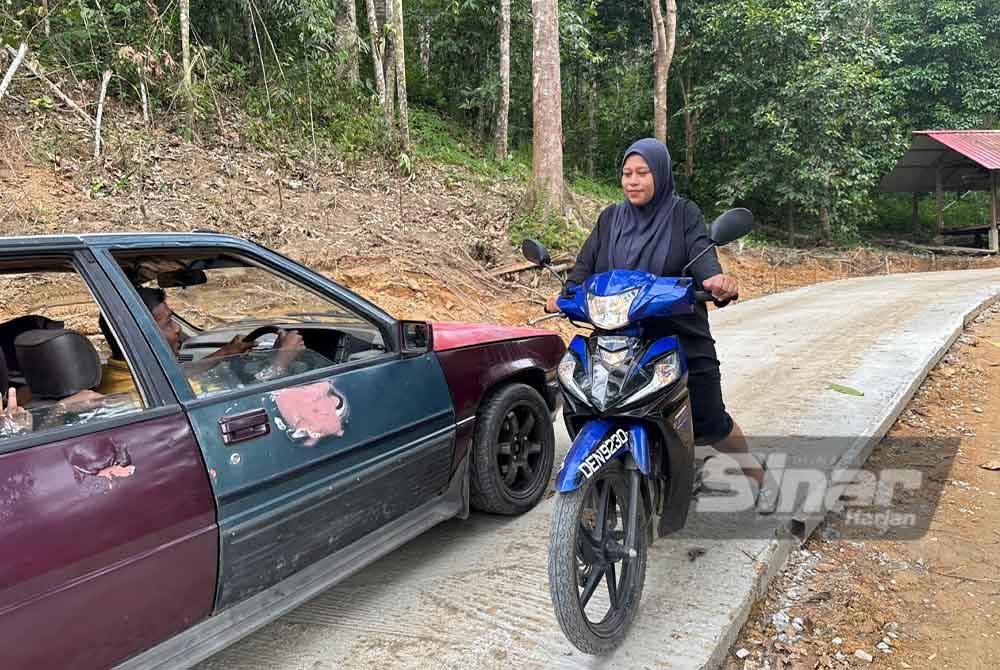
[587,288,639,330]
[620,352,681,405]
[557,351,590,404]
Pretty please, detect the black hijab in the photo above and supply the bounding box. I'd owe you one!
[607,138,680,273]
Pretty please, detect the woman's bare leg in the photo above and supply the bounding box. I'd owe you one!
[710,420,763,484]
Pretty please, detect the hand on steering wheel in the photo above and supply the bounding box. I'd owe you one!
[241,326,305,367]
[212,335,255,358]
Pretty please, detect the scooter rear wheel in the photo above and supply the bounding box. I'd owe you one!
[548,462,647,655]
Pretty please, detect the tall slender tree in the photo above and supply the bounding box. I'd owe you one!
[364,0,388,116]
[495,0,511,158]
[180,0,193,131]
[334,0,360,85]
[383,0,396,121]
[525,0,576,221]
[391,0,409,149]
[650,0,676,143]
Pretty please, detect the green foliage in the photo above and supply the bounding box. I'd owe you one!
[3,0,998,247]
[873,192,992,239]
[410,107,529,182]
[508,207,588,252]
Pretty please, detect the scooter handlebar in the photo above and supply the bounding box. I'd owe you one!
[694,290,738,308]
[528,312,565,326]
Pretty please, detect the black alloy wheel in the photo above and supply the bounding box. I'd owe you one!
[469,383,555,515]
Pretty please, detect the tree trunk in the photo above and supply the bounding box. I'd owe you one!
[334,0,360,85]
[364,0,387,114]
[820,180,832,241]
[41,0,50,37]
[680,74,696,183]
[526,0,575,221]
[419,19,431,73]
[383,0,396,121]
[495,0,511,159]
[786,201,795,245]
[588,76,597,177]
[392,0,409,149]
[650,0,676,143]
[180,0,193,131]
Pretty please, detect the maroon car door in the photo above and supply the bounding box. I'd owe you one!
[0,250,219,669]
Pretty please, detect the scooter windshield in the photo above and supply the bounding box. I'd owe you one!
[556,270,696,330]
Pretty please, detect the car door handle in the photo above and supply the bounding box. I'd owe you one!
[219,408,270,445]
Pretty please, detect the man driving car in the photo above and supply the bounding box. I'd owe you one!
[97,286,304,396]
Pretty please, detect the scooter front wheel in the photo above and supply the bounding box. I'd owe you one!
[547,462,647,655]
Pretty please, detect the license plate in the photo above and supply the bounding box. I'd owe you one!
[578,428,630,479]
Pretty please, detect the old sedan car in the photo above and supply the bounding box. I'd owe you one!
[0,232,564,670]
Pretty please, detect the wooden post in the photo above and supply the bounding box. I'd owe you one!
[936,166,944,233]
[911,192,920,239]
[990,170,999,253]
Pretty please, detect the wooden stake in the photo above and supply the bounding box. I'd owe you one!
[139,75,149,125]
[94,69,112,159]
[990,170,998,253]
[0,42,28,101]
[4,45,94,126]
[936,166,944,233]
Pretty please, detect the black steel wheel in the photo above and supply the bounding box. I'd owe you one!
[469,383,555,515]
[548,463,647,655]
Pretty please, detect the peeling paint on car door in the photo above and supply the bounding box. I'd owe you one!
[184,353,456,610]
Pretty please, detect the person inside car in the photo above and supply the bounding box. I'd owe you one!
[1,388,31,437]
[2,329,117,438]
[97,286,305,396]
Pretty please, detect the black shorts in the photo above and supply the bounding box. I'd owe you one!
[687,365,734,445]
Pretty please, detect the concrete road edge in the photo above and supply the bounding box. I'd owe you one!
[699,289,1000,670]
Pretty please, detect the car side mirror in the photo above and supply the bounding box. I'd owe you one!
[399,320,432,356]
[709,208,753,246]
[521,239,551,267]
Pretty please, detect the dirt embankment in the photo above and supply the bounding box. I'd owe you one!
[3,99,1000,338]
[726,302,1000,670]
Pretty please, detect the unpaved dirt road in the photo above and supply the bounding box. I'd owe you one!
[196,269,1000,670]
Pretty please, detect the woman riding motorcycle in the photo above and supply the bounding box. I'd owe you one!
[545,137,766,498]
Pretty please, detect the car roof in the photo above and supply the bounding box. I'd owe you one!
[0,231,262,252]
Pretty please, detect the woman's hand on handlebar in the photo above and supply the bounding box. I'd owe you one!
[545,294,560,313]
[702,273,739,302]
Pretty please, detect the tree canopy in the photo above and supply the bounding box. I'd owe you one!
[2,0,998,239]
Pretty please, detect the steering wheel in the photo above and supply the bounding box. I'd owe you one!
[243,325,284,350]
[221,325,285,383]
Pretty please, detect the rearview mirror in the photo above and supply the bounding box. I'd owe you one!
[157,269,208,288]
[521,239,551,267]
[709,208,753,246]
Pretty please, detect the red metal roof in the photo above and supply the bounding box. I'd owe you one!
[920,131,1000,170]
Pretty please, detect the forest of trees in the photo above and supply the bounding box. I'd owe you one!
[1,0,998,240]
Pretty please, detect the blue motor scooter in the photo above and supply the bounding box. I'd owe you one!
[522,208,752,654]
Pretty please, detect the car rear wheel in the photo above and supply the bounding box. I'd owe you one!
[470,383,555,515]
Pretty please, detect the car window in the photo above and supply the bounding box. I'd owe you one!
[112,251,386,399]
[0,265,146,443]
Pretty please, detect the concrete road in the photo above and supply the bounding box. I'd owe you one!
[197,269,1000,670]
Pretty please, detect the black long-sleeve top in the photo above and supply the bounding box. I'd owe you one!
[564,198,724,371]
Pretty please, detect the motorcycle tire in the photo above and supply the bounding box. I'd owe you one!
[548,461,647,655]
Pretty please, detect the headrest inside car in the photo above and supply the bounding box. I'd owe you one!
[14,329,102,400]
